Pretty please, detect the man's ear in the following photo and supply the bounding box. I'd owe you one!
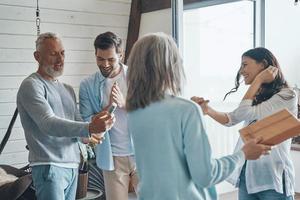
[34,51,40,62]
[119,50,124,63]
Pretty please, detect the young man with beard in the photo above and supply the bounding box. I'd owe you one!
[17,32,115,200]
[79,32,138,200]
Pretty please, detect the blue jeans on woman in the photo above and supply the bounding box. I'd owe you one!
[31,165,78,200]
[238,164,293,200]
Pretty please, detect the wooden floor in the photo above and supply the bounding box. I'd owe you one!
[220,191,300,200]
[129,192,300,200]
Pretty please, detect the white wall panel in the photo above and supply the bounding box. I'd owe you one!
[1,140,28,154]
[0,0,131,15]
[0,63,97,77]
[0,116,22,129]
[0,103,16,116]
[0,20,36,35]
[0,49,96,63]
[0,77,25,89]
[0,35,93,50]
[0,4,129,27]
[0,151,28,165]
[1,20,127,38]
[0,128,25,141]
[0,89,19,103]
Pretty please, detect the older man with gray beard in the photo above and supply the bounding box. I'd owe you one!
[17,32,115,200]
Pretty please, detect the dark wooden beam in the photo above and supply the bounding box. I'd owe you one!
[125,0,141,64]
[125,0,208,63]
[141,0,171,13]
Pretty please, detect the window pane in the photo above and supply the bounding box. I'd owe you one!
[183,1,253,103]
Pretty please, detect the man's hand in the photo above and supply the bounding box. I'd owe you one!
[89,133,105,145]
[110,82,125,108]
[82,133,105,147]
[89,110,115,134]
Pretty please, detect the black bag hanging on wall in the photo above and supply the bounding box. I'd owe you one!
[0,108,36,200]
[0,108,18,155]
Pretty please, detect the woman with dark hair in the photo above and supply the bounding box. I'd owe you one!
[192,47,298,200]
[126,33,271,200]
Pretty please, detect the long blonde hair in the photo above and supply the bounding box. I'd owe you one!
[126,32,185,111]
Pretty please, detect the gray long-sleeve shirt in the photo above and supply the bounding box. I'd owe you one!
[17,73,89,165]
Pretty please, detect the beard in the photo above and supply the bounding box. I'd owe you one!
[44,65,64,78]
[99,66,113,78]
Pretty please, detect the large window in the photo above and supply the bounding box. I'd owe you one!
[183,0,258,194]
[183,0,254,104]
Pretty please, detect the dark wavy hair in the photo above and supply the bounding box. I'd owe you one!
[224,47,288,105]
[94,31,122,53]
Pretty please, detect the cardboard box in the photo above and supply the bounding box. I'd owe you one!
[239,109,300,145]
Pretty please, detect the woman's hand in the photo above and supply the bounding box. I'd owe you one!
[242,137,272,160]
[255,65,278,84]
[191,96,229,124]
[243,66,278,100]
[191,96,210,115]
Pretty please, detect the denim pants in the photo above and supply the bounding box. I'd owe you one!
[238,164,293,200]
[31,165,78,200]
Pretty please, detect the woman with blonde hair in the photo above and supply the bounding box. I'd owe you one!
[126,33,271,200]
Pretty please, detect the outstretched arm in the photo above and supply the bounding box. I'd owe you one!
[191,96,229,125]
[191,66,278,126]
[183,105,271,189]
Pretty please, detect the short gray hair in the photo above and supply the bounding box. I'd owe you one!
[126,32,185,111]
[35,32,60,51]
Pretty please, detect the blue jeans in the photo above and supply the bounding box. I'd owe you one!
[31,165,78,200]
[238,164,293,200]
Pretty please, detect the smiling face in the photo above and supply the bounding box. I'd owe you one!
[35,38,65,80]
[96,47,122,78]
[240,56,265,85]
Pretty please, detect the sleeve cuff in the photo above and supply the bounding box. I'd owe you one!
[224,113,232,127]
[234,150,246,166]
[83,122,90,137]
